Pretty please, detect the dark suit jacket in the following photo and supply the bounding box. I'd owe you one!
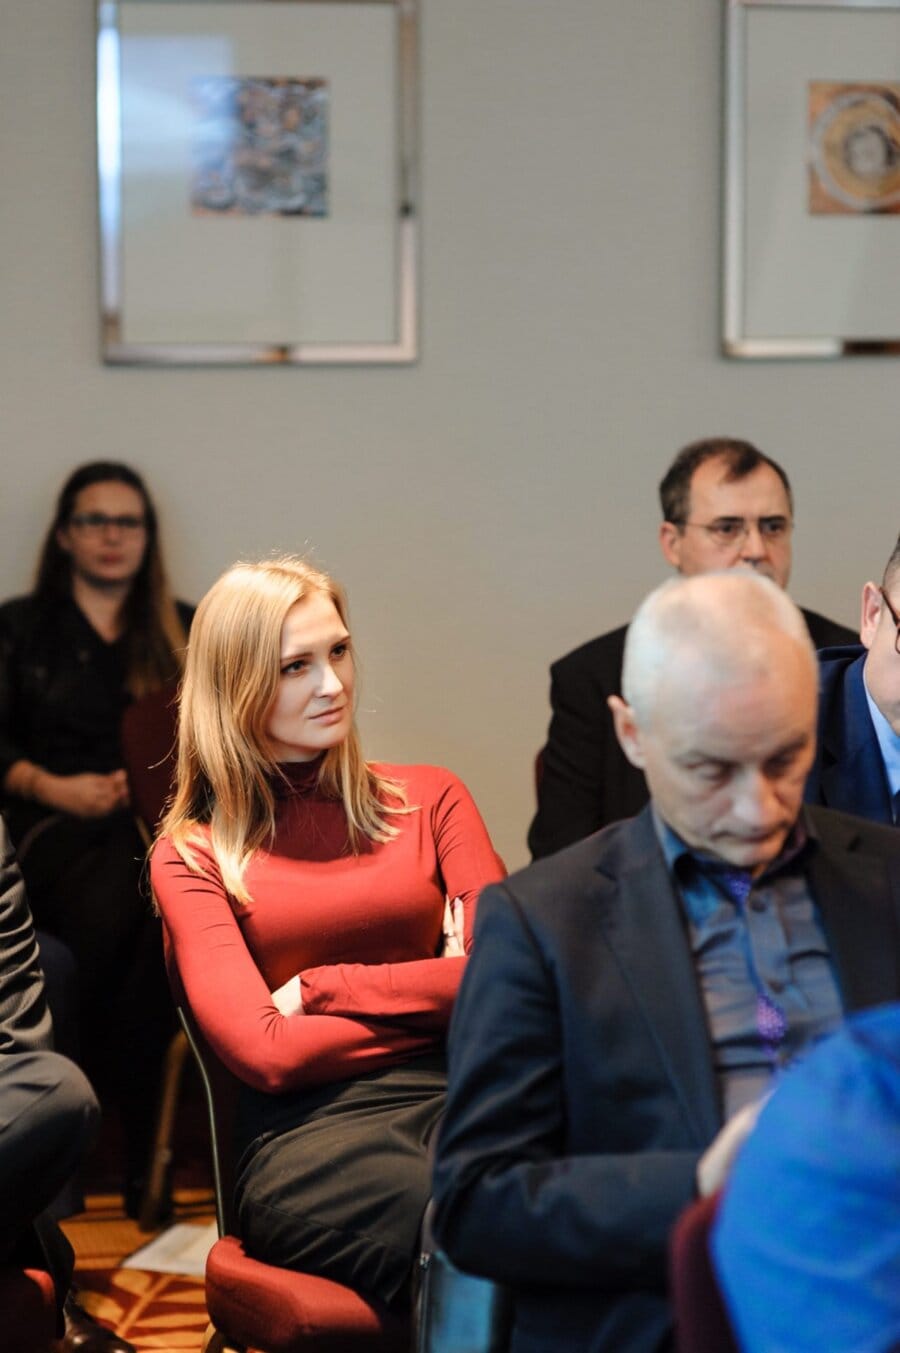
[528,607,857,860]
[0,818,53,1057]
[805,645,895,826]
[433,806,900,1353]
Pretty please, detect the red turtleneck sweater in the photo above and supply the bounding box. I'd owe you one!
[151,762,504,1095]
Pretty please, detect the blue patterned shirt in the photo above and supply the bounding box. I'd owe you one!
[654,812,844,1119]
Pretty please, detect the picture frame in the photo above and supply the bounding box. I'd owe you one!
[723,0,900,358]
[97,0,418,365]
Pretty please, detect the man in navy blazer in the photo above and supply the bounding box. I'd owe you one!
[528,438,856,860]
[805,533,900,826]
[434,573,900,1353]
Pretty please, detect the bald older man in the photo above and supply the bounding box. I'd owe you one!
[433,572,900,1353]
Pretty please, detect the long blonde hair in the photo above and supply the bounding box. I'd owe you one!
[160,556,407,902]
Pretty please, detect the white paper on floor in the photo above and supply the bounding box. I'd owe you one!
[121,1221,219,1276]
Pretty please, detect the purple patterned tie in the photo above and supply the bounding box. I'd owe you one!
[710,864,788,1056]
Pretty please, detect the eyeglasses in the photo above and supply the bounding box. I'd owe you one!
[69,512,147,534]
[880,587,900,655]
[675,516,793,548]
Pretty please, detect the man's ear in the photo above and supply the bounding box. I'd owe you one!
[608,695,646,769]
[859,581,882,650]
[658,521,682,571]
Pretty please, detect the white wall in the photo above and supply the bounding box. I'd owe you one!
[1,2,896,869]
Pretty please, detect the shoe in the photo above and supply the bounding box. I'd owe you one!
[60,1293,137,1352]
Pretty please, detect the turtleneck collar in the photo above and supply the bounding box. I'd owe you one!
[271,753,327,798]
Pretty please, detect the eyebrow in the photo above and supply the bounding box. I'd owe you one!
[677,733,810,766]
[675,752,731,767]
[280,631,351,662]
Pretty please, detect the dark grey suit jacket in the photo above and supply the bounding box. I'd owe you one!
[0,817,53,1055]
[434,805,900,1353]
[528,607,858,860]
[0,817,77,1310]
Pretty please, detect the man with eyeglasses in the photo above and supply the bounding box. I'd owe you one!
[528,437,856,860]
[805,533,900,826]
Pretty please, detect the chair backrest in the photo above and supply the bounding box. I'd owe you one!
[165,948,238,1237]
[120,681,180,838]
[668,1193,739,1353]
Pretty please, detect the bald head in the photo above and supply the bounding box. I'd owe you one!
[621,572,815,729]
[610,573,818,873]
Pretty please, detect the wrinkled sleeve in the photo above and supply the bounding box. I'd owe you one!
[152,836,440,1094]
[300,770,505,1029]
[0,819,52,1054]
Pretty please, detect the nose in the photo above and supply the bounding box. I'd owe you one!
[738,522,767,563]
[730,768,781,829]
[316,662,344,697]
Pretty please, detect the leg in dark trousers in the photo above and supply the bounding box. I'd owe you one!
[0,1049,99,1264]
[17,813,174,1203]
[35,931,86,1219]
[237,1059,446,1309]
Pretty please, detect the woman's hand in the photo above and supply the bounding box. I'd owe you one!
[4,759,131,818]
[40,769,130,818]
[439,896,466,957]
[271,973,304,1016]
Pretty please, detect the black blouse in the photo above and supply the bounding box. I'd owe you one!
[0,593,192,831]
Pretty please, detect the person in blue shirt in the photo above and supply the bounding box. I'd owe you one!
[713,1002,900,1353]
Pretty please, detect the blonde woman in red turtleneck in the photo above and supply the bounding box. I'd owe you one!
[152,556,503,1309]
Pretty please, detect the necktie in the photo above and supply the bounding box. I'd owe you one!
[706,863,788,1057]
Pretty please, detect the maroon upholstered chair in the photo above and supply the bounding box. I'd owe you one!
[668,1192,739,1353]
[168,953,409,1353]
[120,680,180,838]
[0,1266,57,1353]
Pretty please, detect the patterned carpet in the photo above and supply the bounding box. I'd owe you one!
[61,1191,215,1352]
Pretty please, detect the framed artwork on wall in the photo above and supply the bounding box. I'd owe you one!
[723,0,900,358]
[97,0,418,365]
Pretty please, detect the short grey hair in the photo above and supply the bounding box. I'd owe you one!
[621,571,815,726]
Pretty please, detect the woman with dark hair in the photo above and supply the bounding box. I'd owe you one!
[0,460,192,1212]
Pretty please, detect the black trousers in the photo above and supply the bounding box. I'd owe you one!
[235,1054,446,1308]
[1,1048,99,1325]
[12,810,174,1179]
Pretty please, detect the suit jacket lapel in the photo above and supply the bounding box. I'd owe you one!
[820,657,893,824]
[594,812,721,1144]
[807,807,900,1010]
